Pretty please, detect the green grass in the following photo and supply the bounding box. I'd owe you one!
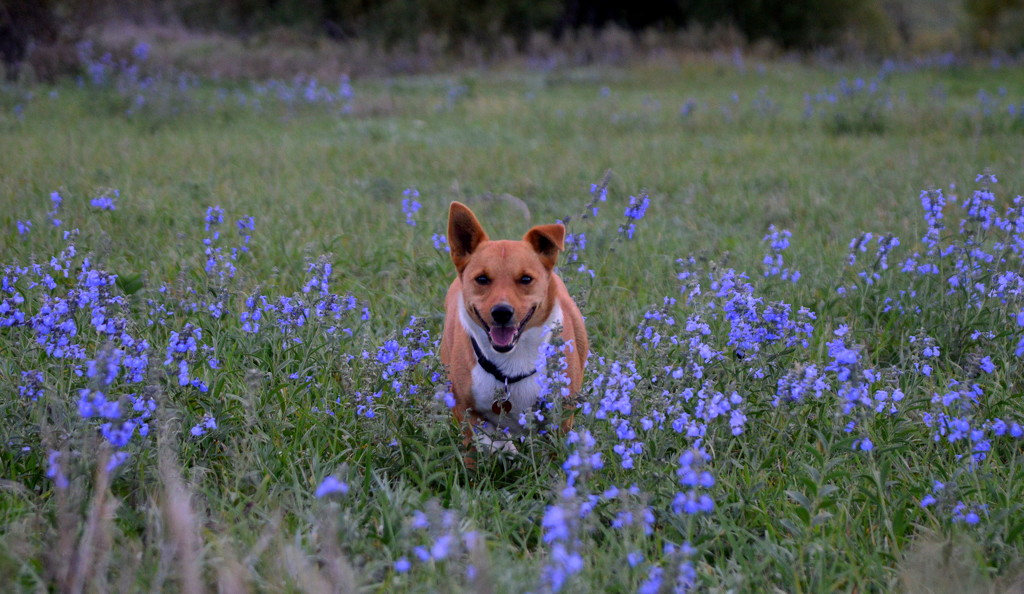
[2,54,1024,591]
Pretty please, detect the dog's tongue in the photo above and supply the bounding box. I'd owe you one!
[489,326,517,348]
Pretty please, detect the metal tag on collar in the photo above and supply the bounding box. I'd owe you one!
[491,379,513,415]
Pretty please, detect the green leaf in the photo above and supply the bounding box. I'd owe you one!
[116,272,144,295]
[811,510,834,526]
[779,518,805,538]
[818,484,840,498]
[786,489,813,511]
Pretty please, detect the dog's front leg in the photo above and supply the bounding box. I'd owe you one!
[452,405,487,468]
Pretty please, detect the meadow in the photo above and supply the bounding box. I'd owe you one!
[2,45,1024,591]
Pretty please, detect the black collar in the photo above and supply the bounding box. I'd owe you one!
[471,337,537,385]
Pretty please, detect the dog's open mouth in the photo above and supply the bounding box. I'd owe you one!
[489,325,519,351]
[476,306,536,353]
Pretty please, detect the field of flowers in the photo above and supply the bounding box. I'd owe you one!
[2,44,1024,591]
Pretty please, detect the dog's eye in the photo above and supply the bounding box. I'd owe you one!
[519,275,533,285]
[475,275,491,286]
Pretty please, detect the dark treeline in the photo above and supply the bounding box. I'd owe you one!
[174,0,877,50]
[2,0,892,55]
[2,0,1022,81]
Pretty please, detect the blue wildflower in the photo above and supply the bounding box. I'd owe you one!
[190,413,217,436]
[762,225,800,282]
[48,191,63,227]
[132,42,150,61]
[619,192,650,239]
[46,450,69,489]
[402,188,421,226]
[90,190,118,211]
[315,476,350,498]
[18,370,44,401]
[394,557,411,573]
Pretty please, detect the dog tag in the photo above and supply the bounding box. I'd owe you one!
[492,400,513,414]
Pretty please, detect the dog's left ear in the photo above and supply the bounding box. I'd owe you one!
[449,201,489,273]
[523,224,565,270]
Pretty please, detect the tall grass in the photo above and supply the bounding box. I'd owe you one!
[2,49,1024,591]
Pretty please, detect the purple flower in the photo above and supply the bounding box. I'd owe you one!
[315,476,350,498]
[411,510,429,530]
[394,557,411,573]
[619,193,651,239]
[132,42,150,61]
[79,388,120,419]
[205,206,224,230]
[430,534,454,560]
[47,450,68,489]
[90,190,118,211]
[18,370,44,400]
[624,194,650,220]
[401,188,421,226]
[542,505,571,543]
[303,256,333,295]
[107,451,130,472]
[48,191,63,227]
[102,420,136,447]
[952,501,986,525]
[854,437,873,451]
[190,413,217,436]
[762,225,799,282]
[543,543,583,592]
[627,551,644,567]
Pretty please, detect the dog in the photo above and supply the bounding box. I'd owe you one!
[440,201,589,453]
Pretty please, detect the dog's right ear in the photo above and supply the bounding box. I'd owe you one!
[448,201,489,273]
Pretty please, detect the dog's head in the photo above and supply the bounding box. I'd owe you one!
[448,201,564,353]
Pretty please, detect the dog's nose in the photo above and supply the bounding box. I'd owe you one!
[491,303,514,326]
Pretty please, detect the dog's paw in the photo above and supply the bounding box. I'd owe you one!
[473,432,520,454]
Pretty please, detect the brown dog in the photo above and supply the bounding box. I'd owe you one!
[440,201,588,452]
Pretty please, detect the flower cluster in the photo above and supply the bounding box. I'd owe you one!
[9,156,1024,591]
[73,40,358,121]
[234,253,366,346]
[540,429,603,592]
[618,192,651,239]
[804,75,891,134]
[314,475,350,498]
[401,188,422,226]
[89,189,119,211]
[672,448,715,514]
[202,205,250,288]
[838,232,901,293]
[164,323,209,391]
[638,542,697,593]
[190,413,218,437]
[47,191,63,227]
[762,224,800,282]
[389,502,480,585]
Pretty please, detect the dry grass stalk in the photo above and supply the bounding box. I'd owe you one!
[67,447,117,594]
[158,424,204,593]
[316,515,357,594]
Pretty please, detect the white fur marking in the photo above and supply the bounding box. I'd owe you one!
[457,293,563,432]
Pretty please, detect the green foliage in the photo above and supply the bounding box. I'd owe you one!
[2,56,1024,590]
[691,0,891,49]
[964,0,1024,51]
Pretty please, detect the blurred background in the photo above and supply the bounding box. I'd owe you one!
[0,0,1021,82]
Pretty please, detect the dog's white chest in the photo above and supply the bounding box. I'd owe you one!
[470,367,541,429]
[458,299,563,432]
